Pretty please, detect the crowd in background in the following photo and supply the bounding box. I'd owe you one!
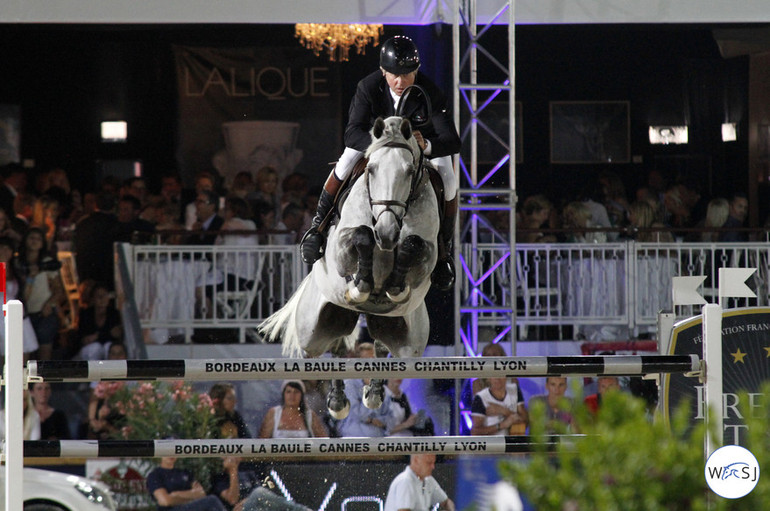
[512,168,752,246]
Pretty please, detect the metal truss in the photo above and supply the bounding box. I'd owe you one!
[453,0,516,359]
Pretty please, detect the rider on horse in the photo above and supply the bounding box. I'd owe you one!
[300,35,461,291]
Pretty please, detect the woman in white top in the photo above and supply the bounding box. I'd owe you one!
[0,389,41,440]
[258,380,328,439]
[216,196,260,291]
[15,227,66,361]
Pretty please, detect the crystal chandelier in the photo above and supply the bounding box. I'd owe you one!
[295,23,384,62]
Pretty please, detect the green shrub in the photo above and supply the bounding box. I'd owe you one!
[499,388,741,511]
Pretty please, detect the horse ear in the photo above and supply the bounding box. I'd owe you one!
[373,117,385,138]
[399,118,412,140]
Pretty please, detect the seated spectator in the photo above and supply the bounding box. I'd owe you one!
[74,282,122,360]
[584,376,621,414]
[216,196,259,291]
[662,185,692,238]
[598,170,630,232]
[252,199,276,234]
[270,203,305,245]
[517,194,556,243]
[335,342,392,438]
[212,456,312,511]
[579,185,616,240]
[31,193,62,253]
[471,342,507,396]
[688,197,729,242]
[0,207,22,248]
[186,189,224,245]
[230,171,255,200]
[627,200,673,243]
[250,166,279,218]
[527,376,575,433]
[15,227,67,361]
[562,201,606,243]
[83,344,127,439]
[184,171,217,231]
[30,381,71,440]
[258,380,328,438]
[0,236,39,363]
[718,192,748,242]
[155,200,187,245]
[209,383,251,440]
[115,195,156,243]
[146,456,227,511]
[0,389,41,440]
[470,374,528,436]
[385,378,434,437]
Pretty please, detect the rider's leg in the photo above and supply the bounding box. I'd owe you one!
[300,147,364,264]
[430,155,457,291]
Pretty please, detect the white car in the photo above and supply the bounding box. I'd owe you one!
[0,467,117,511]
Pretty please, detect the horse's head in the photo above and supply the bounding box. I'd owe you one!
[365,116,421,251]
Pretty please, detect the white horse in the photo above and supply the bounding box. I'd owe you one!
[260,116,439,419]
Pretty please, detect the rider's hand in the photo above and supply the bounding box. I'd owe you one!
[413,130,427,151]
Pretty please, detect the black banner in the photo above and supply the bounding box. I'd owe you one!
[174,45,343,187]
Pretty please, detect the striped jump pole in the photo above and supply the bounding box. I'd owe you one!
[27,355,702,383]
[25,435,585,459]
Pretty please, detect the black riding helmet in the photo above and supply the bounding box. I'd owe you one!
[380,36,420,75]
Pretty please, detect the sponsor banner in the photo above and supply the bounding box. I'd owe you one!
[663,307,770,445]
[174,45,342,187]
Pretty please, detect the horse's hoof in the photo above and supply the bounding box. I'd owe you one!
[363,384,384,409]
[328,402,350,420]
[386,285,411,304]
[345,281,370,304]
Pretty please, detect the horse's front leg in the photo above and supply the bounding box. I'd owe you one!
[326,379,350,420]
[345,226,375,305]
[384,234,428,303]
[363,378,385,410]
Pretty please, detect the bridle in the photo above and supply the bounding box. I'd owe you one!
[365,139,426,229]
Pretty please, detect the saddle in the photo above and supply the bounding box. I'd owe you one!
[319,156,446,233]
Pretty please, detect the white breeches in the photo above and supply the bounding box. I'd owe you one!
[333,147,457,200]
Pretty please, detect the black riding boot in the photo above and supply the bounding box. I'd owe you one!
[431,196,457,291]
[300,173,343,264]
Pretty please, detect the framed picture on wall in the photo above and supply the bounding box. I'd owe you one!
[550,101,630,164]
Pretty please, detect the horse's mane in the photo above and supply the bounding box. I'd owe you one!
[364,117,419,161]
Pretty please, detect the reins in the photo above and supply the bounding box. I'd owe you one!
[365,138,425,229]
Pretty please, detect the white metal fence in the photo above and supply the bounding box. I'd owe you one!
[119,242,770,343]
[461,241,770,338]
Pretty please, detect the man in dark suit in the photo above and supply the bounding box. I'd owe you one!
[186,189,224,245]
[73,193,119,290]
[0,162,27,217]
[299,35,461,290]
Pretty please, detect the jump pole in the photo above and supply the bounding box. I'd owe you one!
[27,354,701,383]
[25,435,585,459]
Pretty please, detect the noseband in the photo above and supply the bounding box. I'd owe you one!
[365,140,425,229]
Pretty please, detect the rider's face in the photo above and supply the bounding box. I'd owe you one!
[382,69,417,97]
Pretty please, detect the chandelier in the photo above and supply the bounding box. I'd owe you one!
[295,23,384,62]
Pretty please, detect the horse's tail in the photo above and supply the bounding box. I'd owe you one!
[258,274,311,357]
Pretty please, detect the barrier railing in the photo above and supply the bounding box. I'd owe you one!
[462,241,770,337]
[119,241,770,343]
[119,242,307,343]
